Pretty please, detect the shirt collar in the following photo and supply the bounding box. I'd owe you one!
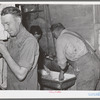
[16,25,26,39]
[60,29,68,36]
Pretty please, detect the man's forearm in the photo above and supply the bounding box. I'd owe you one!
[3,50,28,81]
[58,62,67,70]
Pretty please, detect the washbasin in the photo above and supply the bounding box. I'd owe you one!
[39,69,76,90]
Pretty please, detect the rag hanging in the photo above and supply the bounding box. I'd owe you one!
[0,4,15,90]
[0,14,9,90]
[0,30,9,90]
[0,58,7,90]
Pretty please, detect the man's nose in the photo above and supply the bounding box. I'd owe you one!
[4,25,8,31]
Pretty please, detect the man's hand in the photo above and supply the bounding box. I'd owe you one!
[0,41,8,57]
[59,70,64,81]
[44,65,51,74]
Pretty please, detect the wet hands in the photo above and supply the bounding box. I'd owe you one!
[59,70,64,81]
[44,65,51,74]
[46,55,57,62]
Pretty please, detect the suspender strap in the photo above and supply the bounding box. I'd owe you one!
[63,30,95,53]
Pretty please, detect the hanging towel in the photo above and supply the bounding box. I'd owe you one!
[0,58,7,90]
[0,5,10,89]
[0,31,9,90]
[0,28,9,90]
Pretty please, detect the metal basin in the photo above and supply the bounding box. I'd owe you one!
[39,70,76,90]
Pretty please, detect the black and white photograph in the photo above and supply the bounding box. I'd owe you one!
[0,1,100,98]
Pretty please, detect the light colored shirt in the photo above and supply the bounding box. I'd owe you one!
[7,26,39,90]
[56,29,88,67]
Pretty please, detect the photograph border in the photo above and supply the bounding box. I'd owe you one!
[0,0,100,99]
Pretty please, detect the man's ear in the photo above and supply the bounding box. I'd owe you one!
[16,17,21,25]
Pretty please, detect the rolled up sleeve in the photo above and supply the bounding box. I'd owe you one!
[18,38,39,71]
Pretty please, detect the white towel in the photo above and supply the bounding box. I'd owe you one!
[0,5,10,90]
[0,58,7,90]
[0,32,8,89]
[0,4,15,90]
[0,27,9,90]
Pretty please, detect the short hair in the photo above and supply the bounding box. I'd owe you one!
[30,25,42,37]
[1,6,22,18]
[50,23,65,32]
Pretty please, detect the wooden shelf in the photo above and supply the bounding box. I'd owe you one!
[22,10,43,14]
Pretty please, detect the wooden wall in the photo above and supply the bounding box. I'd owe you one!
[18,4,100,57]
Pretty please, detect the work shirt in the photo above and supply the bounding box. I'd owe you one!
[56,29,88,67]
[7,26,39,90]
